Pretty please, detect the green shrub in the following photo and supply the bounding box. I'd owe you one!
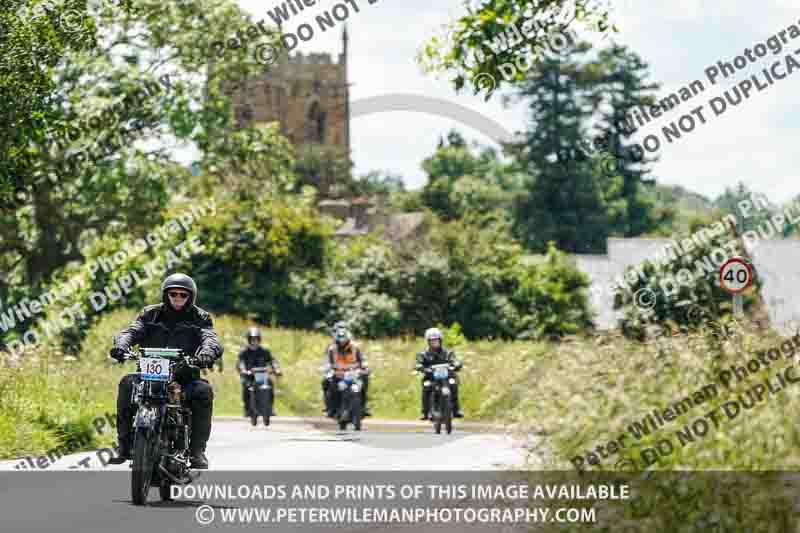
[509,242,594,340]
[614,219,761,339]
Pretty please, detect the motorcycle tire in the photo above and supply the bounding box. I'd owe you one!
[443,398,452,435]
[433,392,442,434]
[339,420,347,431]
[351,392,361,432]
[131,428,155,506]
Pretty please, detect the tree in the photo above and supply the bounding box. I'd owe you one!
[417,0,616,98]
[0,0,102,207]
[507,42,611,253]
[420,130,520,222]
[714,182,785,236]
[586,43,664,237]
[291,144,353,198]
[0,0,288,345]
[350,170,405,196]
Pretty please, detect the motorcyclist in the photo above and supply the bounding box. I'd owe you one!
[415,327,464,420]
[320,322,343,416]
[323,322,371,417]
[107,273,223,469]
[238,327,281,417]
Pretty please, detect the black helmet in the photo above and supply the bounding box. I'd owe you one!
[161,273,197,307]
[247,327,261,341]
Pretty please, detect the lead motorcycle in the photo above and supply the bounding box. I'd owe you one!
[120,347,201,505]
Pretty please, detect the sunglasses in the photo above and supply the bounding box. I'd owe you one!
[167,291,190,300]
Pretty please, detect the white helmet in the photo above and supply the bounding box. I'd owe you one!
[424,327,443,343]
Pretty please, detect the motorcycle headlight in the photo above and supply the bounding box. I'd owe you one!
[351,385,360,393]
[337,381,347,391]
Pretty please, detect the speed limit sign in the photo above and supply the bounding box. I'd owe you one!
[719,257,753,294]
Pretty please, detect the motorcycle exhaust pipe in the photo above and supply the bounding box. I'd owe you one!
[158,463,201,485]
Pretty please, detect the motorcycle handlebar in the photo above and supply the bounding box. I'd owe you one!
[118,349,195,365]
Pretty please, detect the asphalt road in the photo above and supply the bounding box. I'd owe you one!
[0,418,533,533]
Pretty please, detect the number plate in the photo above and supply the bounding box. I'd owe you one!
[433,367,449,379]
[140,357,170,381]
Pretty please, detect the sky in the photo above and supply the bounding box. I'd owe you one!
[226,0,800,203]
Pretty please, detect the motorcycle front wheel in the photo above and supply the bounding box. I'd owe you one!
[131,428,156,505]
[443,396,453,435]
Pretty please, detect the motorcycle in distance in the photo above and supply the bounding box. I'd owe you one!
[240,366,277,427]
[118,347,201,505]
[325,363,364,431]
[427,363,456,435]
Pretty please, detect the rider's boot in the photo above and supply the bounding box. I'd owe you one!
[420,385,431,420]
[108,375,136,464]
[189,380,213,469]
[325,384,336,418]
[107,435,132,464]
[452,384,464,418]
[190,447,209,469]
[360,375,372,417]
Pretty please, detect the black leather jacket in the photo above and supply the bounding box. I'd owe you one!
[112,303,224,365]
[238,346,279,371]
[415,348,463,371]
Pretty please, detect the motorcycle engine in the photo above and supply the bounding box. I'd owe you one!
[164,453,189,476]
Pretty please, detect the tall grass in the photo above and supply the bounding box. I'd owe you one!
[0,308,537,459]
[4,307,800,477]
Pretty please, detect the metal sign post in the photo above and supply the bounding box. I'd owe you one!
[732,293,743,317]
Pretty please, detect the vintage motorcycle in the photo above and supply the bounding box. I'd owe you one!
[121,347,200,505]
[428,363,456,435]
[239,365,277,427]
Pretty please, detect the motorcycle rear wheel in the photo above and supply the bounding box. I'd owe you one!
[131,428,155,506]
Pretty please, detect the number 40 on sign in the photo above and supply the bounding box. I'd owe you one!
[720,256,753,316]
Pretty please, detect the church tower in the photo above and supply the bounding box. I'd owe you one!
[229,28,351,154]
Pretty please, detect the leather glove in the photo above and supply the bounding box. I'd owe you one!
[194,352,215,369]
[175,360,201,383]
[110,346,126,362]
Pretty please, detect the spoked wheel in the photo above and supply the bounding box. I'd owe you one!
[131,428,155,506]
